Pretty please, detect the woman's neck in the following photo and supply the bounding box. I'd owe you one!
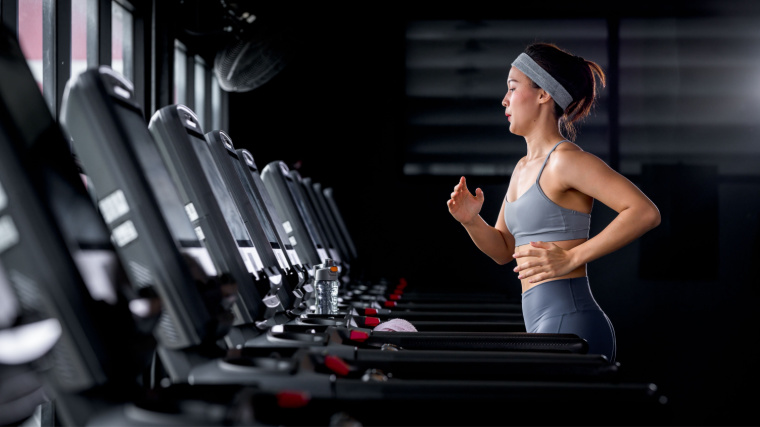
[518,104,565,159]
[523,129,565,160]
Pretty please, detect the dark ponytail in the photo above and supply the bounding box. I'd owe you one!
[523,43,606,141]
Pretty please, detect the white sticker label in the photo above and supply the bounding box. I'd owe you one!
[287,249,301,266]
[194,226,205,241]
[273,248,289,270]
[239,248,255,272]
[98,189,129,224]
[282,221,292,234]
[239,247,263,279]
[185,203,199,222]
[288,235,297,247]
[111,220,138,247]
[0,181,7,211]
[0,216,19,254]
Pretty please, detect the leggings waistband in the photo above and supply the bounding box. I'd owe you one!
[521,277,600,317]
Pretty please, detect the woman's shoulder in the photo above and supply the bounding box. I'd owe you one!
[553,141,602,162]
[555,140,584,153]
[549,143,610,174]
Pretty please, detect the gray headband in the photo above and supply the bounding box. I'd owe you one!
[511,53,573,110]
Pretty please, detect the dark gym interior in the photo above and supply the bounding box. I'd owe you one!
[1,0,758,425]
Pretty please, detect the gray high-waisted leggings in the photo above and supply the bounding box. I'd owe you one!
[521,277,616,362]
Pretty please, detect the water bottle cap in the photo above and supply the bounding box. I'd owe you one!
[315,266,339,281]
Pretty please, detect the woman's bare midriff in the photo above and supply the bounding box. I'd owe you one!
[517,238,588,294]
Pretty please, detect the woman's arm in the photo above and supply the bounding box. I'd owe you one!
[513,151,660,282]
[448,176,515,265]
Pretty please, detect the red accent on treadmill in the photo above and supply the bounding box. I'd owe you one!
[276,390,311,408]
[389,294,401,300]
[349,330,370,342]
[383,301,396,308]
[324,355,351,376]
[364,308,378,315]
[364,316,380,327]
[392,289,403,295]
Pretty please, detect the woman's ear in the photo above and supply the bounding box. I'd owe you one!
[538,89,553,105]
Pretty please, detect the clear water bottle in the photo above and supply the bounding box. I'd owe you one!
[314,259,340,315]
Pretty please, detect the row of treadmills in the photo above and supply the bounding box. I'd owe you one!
[0,26,669,426]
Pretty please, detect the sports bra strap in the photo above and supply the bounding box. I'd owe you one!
[535,140,570,183]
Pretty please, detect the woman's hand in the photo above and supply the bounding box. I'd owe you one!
[512,241,578,283]
[447,176,484,225]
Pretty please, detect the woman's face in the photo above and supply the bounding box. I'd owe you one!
[502,67,541,136]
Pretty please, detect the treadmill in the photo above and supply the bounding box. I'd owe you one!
[148,104,292,329]
[0,29,240,424]
[204,130,312,316]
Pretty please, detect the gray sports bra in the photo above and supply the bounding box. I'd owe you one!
[504,141,591,247]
